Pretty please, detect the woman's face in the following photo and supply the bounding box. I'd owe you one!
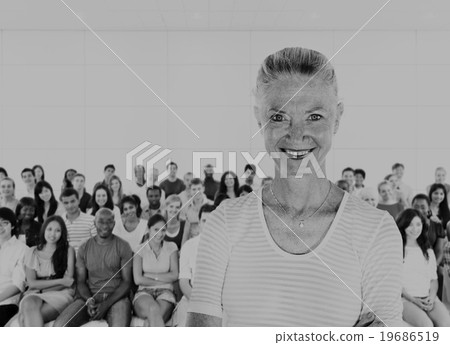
[225,174,235,188]
[0,180,14,197]
[388,175,398,188]
[39,187,52,202]
[148,221,166,243]
[405,216,422,241]
[431,188,445,205]
[95,189,108,207]
[436,170,446,184]
[166,201,181,219]
[66,170,76,181]
[379,184,393,201]
[44,220,62,245]
[110,179,121,192]
[34,167,43,181]
[255,75,342,178]
[20,205,35,221]
[122,202,136,218]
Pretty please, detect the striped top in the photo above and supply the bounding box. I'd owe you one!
[64,212,97,254]
[189,187,403,327]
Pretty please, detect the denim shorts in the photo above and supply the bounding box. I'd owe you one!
[133,288,176,305]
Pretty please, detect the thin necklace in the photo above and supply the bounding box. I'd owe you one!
[269,181,332,228]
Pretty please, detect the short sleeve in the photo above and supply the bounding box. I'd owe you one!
[188,204,230,319]
[428,249,438,281]
[361,214,403,327]
[179,241,192,280]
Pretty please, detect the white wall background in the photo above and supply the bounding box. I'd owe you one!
[0,28,449,196]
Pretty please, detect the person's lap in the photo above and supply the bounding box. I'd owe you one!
[403,298,450,327]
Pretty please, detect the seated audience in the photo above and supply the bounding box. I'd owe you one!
[0,208,28,327]
[176,204,215,327]
[443,242,450,312]
[53,208,133,327]
[353,168,366,197]
[32,165,45,183]
[60,188,96,254]
[214,171,239,202]
[18,216,75,326]
[392,163,414,207]
[141,186,163,221]
[72,173,91,213]
[359,187,378,207]
[427,167,450,196]
[397,209,450,326]
[203,164,219,202]
[0,178,19,212]
[341,167,355,194]
[109,175,125,207]
[15,197,41,247]
[160,162,186,198]
[113,195,147,250]
[164,195,185,250]
[377,181,404,219]
[99,164,116,188]
[237,184,253,197]
[385,173,408,208]
[133,214,179,327]
[20,168,36,198]
[87,184,121,221]
[0,167,8,182]
[35,181,65,223]
[428,183,450,238]
[126,165,149,210]
[61,169,77,190]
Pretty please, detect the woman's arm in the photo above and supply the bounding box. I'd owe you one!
[132,254,159,287]
[138,251,179,284]
[179,278,192,300]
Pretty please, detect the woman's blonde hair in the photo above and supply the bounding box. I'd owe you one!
[164,194,183,221]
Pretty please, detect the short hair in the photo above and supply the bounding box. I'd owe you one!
[0,167,8,177]
[15,197,38,219]
[96,207,115,219]
[0,207,17,234]
[336,180,349,192]
[199,204,216,220]
[21,168,34,177]
[104,164,115,172]
[436,167,446,174]
[190,178,202,187]
[392,163,404,170]
[244,164,256,173]
[384,173,394,181]
[147,185,162,196]
[73,173,85,181]
[120,195,142,218]
[167,161,178,169]
[341,167,354,176]
[354,169,366,179]
[238,185,253,195]
[412,193,430,206]
[60,188,79,201]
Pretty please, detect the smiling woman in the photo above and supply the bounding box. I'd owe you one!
[187,47,404,327]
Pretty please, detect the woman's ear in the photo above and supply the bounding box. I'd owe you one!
[333,101,344,135]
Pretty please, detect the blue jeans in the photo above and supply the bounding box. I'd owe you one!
[53,294,131,327]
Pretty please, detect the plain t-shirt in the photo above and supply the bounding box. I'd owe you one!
[402,247,437,297]
[77,235,133,295]
[160,178,185,198]
[113,219,147,251]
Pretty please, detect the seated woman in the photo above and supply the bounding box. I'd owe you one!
[0,208,28,327]
[133,214,179,327]
[18,215,75,326]
[32,165,45,183]
[109,175,125,207]
[397,209,450,327]
[35,181,65,223]
[15,197,41,247]
[113,195,147,250]
[61,169,77,190]
[163,195,186,250]
[376,181,404,219]
[428,183,450,239]
[87,184,121,221]
[0,177,19,212]
[214,171,240,202]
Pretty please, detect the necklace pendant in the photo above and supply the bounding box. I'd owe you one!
[299,221,304,228]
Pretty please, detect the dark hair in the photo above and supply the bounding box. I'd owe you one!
[21,168,35,177]
[341,167,354,176]
[214,193,230,207]
[396,209,430,260]
[428,183,450,227]
[190,178,202,187]
[384,173,394,181]
[354,169,366,179]
[38,215,69,279]
[15,197,37,220]
[90,185,114,216]
[244,164,256,173]
[146,185,162,196]
[35,181,58,223]
[120,195,142,218]
[0,207,17,236]
[60,188,79,201]
[32,165,45,181]
[0,167,8,177]
[142,214,167,244]
[167,161,178,169]
[62,169,77,189]
[73,173,85,181]
[412,194,430,207]
[104,164,115,172]
[199,204,216,220]
[238,185,253,196]
[392,163,404,170]
[217,171,239,198]
[336,180,350,192]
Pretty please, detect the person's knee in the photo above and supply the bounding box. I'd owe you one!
[108,298,131,326]
[20,296,41,313]
[53,300,85,327]
[147,301,162,317]
[415,317,433,327]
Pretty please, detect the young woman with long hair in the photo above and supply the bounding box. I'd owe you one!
[88,184,121,221]
[428,183,450,238]
[18,215,75,326]
[34,181,64,223]
[214,171,239,203]
[109,175,125,207]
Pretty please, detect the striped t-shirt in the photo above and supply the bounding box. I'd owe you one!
[189,188,403,326]
[64,212,97,253]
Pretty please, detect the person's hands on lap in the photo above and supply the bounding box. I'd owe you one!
[91,301,109,320]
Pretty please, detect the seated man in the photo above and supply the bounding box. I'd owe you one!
[53,208,133,327]
[175,204,215,327]
[0,208,28,327]
[141,186,163,221]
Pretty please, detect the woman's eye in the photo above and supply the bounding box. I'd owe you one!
[309,114,322,121]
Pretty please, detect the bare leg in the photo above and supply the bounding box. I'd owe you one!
[157,300,174,324]
[427,298,450,327]
[402,299,434,327]
[134,295,165,327]
[20,296,44,327]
